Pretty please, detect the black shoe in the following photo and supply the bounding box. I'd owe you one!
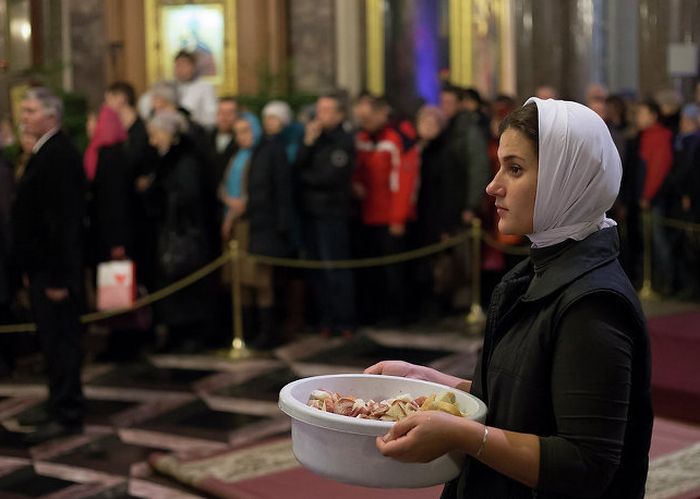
[22,421,83,445]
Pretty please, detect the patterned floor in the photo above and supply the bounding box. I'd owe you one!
[0,320,481,498]
[0,305,697,498]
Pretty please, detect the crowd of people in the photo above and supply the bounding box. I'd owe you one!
[1,50,700,364]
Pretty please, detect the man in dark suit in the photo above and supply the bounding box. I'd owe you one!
[204,96,239,249]
[207,96,239,185]
[13,87,86,442]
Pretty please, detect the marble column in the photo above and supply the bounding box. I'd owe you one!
[236,0,288,95]
[513,0,568,100]
[289,0,335,94]
[606,0,639,96]
[103,0,147,96]
[68,0,105,108]
[335,0,362,97]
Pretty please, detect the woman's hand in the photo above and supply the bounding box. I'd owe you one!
[376,411,470,463]
[388,223,406,237]
[223,196,247,217]
[364,360,429,380]
[221,212,234,241]
[352,182,367,200]
[135,175,153,193]
[365,361,472,393]
[110,246,126,260]
[45,287,69,302]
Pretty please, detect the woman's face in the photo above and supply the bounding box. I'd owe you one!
[417,114,441,141]
[148,126,174,155]
[635,105,656,131]
[86,112,97,139]
[487,128,538,235]
[234,120,254,148]
[263,115,284,136]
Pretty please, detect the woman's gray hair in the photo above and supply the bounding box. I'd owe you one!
[24,87,63,124]
[148,110,188,137]
[151,80,178,105]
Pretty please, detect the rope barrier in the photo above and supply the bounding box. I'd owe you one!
[0,252,231,334]
[5,208,695,334]
[0,231,472,334]
[246,231,469,269]
[656,215,700,233]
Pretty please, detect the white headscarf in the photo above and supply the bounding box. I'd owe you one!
[262,100,292,127]
[524,97,621,248]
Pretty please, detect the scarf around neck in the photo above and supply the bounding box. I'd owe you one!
[225,112,262,198]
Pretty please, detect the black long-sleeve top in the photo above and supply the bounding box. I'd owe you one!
[443,228,653,499]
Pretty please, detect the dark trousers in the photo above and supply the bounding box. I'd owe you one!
[304,217,355,331]
[359,225,407,324]
[29,273,84,426]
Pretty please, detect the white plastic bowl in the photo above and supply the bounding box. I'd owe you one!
[278,374,487,488]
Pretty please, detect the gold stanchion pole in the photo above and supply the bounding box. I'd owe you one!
[226,239,251,359]
[639,206,658,300]
[466,218,486,325]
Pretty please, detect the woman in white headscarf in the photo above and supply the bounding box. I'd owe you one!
[366,99,652,498]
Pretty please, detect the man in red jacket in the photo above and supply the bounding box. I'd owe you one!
[353,95,418,324]
[636,98,674,294]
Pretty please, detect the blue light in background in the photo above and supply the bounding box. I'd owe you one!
[413,0,439,104]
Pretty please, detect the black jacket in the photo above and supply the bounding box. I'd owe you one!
[124,118,154,178]
[12,131,85,290]
[0,158,13,304]
[445,110,490,213]
[416,131,466,244]
[296,125,355,219]
[668,132,700,218]
[150,140,210,266]
[87,143,131,263]
[443,228,652,499]
[148,139,211,326]
[246,135,293,257]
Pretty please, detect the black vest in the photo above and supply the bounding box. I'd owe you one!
[442,228,652,499]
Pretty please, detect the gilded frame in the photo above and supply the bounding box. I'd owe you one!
[449,0,515,95]
[144,0,237,95]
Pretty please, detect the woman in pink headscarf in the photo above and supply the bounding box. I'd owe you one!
[84,105,130,264]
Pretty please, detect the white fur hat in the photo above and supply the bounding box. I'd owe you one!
[262,100,292,127]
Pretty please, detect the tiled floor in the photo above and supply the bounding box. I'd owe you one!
[0,302,697,498]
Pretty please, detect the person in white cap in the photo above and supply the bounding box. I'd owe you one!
[366,98,652,498]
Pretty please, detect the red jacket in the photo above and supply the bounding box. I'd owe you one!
[354,126,418,225]
[640,123,673,202]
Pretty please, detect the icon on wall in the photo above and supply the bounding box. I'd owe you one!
[145,0,237,95]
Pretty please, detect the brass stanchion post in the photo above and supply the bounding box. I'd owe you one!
[227,239,251,359]
[639,207,658,300]
[466,218,486,325]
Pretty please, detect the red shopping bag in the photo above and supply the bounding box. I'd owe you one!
[96,260,136,311]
